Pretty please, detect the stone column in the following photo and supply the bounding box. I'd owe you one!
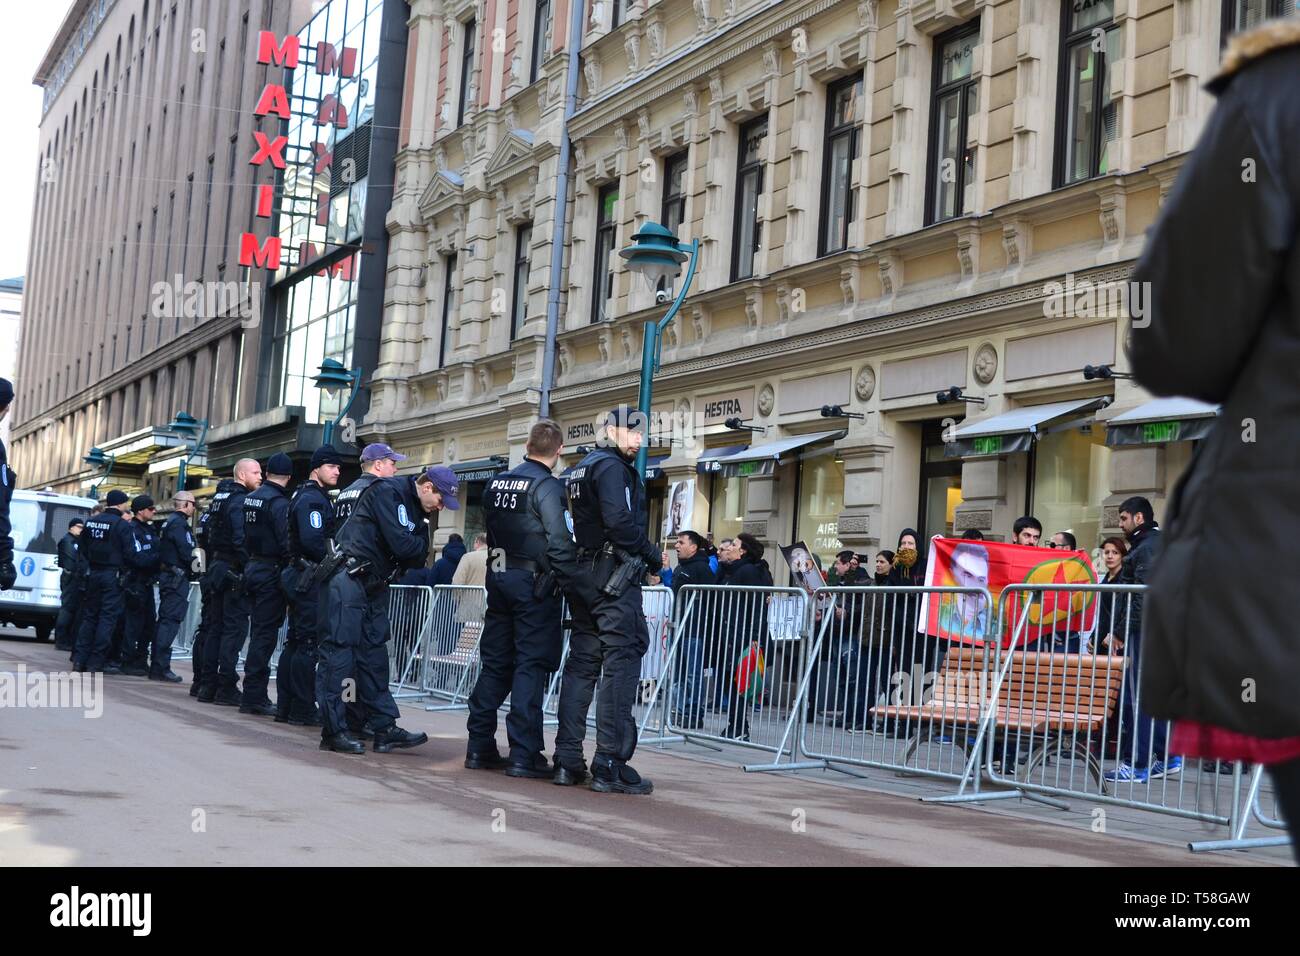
[836,440,895,553]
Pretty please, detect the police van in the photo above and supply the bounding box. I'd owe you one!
[0,489,96,641]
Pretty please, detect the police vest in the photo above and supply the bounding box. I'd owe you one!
[565,454,627,552]
[243,484,287,558]
[206,486,239,553]
[331,474,382,545]
[82,512,122,567]
[483,468,548,560]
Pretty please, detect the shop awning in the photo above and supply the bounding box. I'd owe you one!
[695,444,749,474]
[451,457,508,482]
[1105,397,1219,447]
[645,456,668,481]
[711,431,845,478]
[945,398,1108,458]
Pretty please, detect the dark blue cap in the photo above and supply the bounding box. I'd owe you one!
[105,490,130,506]
[266,452,294,476]
[423,465,460,509]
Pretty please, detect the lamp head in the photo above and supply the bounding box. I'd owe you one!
[619,222,688,293]
[313,358,355,398]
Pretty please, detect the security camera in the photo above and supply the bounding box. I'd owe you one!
[655,289,671,305]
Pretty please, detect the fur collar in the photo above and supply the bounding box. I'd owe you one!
[1208,20,1300,94]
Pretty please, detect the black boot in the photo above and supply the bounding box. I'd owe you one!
[189,680,202,698]
[239,700,276,717]
[319,732,365,755]
[196,683,217,702]
[505,753,553,779]
[213,687,243,707]
[372,725,429,753]
[590,759,653,795]
[552,759,589,786]
[465,748,509,770]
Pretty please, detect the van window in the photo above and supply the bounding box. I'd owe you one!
[10,500,92,555]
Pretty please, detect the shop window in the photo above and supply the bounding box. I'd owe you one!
[1029,420,1112,555]
[820,74,863,255]
[926,23,978,225]
[795,452,845,571]
[731,115,768,282]
[709,473,748,546]
[511,223,532,339]
[1055,0,1119,187]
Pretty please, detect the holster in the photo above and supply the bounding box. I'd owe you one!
[599,545,645,599]
[310,548,349,588]
[532,569,559,601]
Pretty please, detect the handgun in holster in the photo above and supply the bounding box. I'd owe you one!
[224,568,244,593]
[310,545,349,588]
[597,544,646,599]
[292,556,318,593]
[532,568,559,601]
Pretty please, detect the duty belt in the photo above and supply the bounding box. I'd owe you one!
[247,555,285,566]
[499,555,541,574]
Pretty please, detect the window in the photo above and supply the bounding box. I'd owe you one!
[657,151,688,295]
[919,420,964,541]
[530,0,551,85]
[272,262,358,425]
[1029,420,1111,555]
[440,253,458,367]
[511,224,532,338]
[794,452,845,572]
[926,24,978,225]
[1055,0,1119,187]
[820,75,863,254]
[592,183,619,323]
[458,18,476,127]
[1222,0,1290,43]
[709,473,748,545]
[731,116,768,282]
[611,0,628,29]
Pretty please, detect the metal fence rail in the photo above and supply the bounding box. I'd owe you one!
[420,584,488,710]
[388,584,435,699]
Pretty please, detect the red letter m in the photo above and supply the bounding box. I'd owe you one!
[316,42,358,78]
[257,32,301,69]
[239,233,283,270]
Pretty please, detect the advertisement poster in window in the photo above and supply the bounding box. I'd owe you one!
[781,540,832,614]
[662,479,694,539]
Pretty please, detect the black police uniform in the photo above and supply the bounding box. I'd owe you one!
[556,445,662,790]
[190,509,215,695]
[282,479,333,722]
[154,509,195,680]
[0,433,16,594]
[466,457,585,773]
[328,476,375,736]
[122,518,162,674]
[241,479,291,710]
[317,475,429,750]
[200,477,252,702]
[56,529,88,652]
[73,508,133,672]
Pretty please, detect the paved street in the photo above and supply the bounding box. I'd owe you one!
[0,633,1282,867]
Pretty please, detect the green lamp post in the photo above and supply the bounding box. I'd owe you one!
[312,358,363,447]
[83,447,116,501]
[617,222,700,479]
[166,410,209,492]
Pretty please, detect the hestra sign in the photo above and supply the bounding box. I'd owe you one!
[238,31,359,273]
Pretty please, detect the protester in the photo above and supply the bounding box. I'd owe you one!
[886,529,938,713]
[960,529,984,540]
[451,533,489,588]
[1012,516,1042,547]
[432,533,466,585]
[1049,530,1077,550]
[873,550,893,585]
[667,530,716,727]
[721,532,772,741]
[1094,536,1130,655]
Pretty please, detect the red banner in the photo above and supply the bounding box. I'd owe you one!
[921,536,1098,646]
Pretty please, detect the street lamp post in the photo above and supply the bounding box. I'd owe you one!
[83,447,116,501]
[166,410,209,492]
[312,358,363,447]
[617,222,700,480]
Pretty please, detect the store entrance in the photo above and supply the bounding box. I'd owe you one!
[918,420,963,542]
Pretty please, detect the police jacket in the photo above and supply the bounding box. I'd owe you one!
[288,480,333,563]
[243,480,290,561]
[333,475,429,582]
[80,508,133,569]
[565,446,661,571]
[57,532,87,589]
[484,457,584,591]
[158,512,195,572]
[125,519,162,579]
[206,478,252,568]
[0,437,14,569]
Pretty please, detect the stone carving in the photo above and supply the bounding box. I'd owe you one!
[583,55,601,95]
[757,383,775,416]
[763,43,780,78]
[708,70,724,102]
[683,88,699,116]
[838,514,870,535]
[558,344,572,377]
[637,108,651,140]
[693,0,714,33]
[858,0,879,30]
[625,31,641,73]
[854,365,876,401]
[974,343,998,385]
[446,437,458,462]
[647,19,664,60]
[620,326,633,360]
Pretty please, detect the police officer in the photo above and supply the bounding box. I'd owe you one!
[279,445,343,724]
[331,442,405,738]
[55,518,87,653]
[153,490,197,683]
[121,496,162,677]
[316,464,458,754]
[0,378,16,597]
[73,489,134,674]
[465,420,587,778]
[198,458,263,705]
[555,408,663,794]
[189,506,216,697]
[240,453,293,716]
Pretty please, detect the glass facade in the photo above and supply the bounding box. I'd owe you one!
[1031,420,1112,554]
[270,256,358,424]
[796,454,845,570]
[1058,0,1119,186]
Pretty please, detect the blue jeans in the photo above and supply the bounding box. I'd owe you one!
[1117,632,1167,769]
[673,635,704,718]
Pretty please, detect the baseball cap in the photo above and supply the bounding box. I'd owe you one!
[422,465,460,509]
[132,495,156,512]
[105,490,130,507]
[266,452,294,477]
[0,378,12,408]
[360,443,407,463]
[310,445,345,470]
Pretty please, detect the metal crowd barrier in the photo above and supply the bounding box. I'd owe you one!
[639,585,812,768]
[1190,763,1293,853]
[169,581,204,661]
[387,584,435,699]
[420,584,489,710]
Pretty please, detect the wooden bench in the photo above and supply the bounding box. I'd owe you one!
[872,645,1127,790]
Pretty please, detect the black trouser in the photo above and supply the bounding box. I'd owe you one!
[56,579,84,649]
[283,572,325,720]
[242,560,285,705]
[193,573,219,687]
[554,584,649,770]
[216,564,251,694]
[73,568,125,671]
[153,570,191,676]
[1269,757,1300,867]
[466,568,564,762]
[123,578,158,671]
[315,572,401,737]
